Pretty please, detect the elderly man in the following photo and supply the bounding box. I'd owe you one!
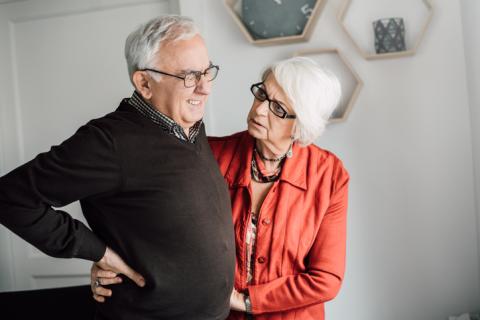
[0,15,235,320]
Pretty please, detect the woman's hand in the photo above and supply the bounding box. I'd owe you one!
[229,288,247,312]
[90,246,145,302]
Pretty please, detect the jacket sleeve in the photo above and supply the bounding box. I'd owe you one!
[0,120,122,262]
[247,163,350,314]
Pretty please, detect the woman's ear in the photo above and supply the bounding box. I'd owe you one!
[132,71,153,100]
[290,121,297,140]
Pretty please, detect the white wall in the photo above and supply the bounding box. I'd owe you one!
[185,0,480,319]
[461,1,480,308]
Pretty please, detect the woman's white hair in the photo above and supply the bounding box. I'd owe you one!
[263,57,341,146]
[124,15,199,84]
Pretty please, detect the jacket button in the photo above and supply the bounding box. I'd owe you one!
[262,218,271,225]
[257,256,266,264]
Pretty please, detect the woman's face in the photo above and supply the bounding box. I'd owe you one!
[247,73,296,155]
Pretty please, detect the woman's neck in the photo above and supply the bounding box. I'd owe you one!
[255,140,290,172]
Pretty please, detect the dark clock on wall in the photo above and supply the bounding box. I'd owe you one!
[241,0,317,40]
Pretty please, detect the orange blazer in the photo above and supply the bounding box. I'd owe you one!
[208,131,350,320]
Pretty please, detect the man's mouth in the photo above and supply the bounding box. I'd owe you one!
[187,99,201,105]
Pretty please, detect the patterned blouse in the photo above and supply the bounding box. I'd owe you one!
[245,211,259,284]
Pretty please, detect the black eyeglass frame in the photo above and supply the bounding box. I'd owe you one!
[250,82,296,119]
[140,64,220,88]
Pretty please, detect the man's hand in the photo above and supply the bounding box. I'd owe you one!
[91,247,145,302]
[230,288,247,312]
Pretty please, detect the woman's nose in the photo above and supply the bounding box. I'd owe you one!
[255,100,269,116]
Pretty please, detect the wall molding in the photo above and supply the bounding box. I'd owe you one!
[10,0,173,23]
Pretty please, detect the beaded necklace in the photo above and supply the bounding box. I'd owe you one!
[251,147,285,183]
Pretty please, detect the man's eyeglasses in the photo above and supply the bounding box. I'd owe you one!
[250,82,296,119]
[141,64,219,88]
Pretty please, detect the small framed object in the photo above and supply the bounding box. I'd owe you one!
[373,17,406,54]
[337,0,433,60]
[224,0,326,46]
[292,48,363,123]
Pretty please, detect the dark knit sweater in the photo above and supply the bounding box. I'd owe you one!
[0,99,235,320]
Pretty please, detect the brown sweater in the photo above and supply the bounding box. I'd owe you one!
[0,99,235,320]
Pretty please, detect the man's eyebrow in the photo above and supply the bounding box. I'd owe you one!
[180,62,213,74]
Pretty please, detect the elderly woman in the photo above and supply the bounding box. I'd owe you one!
[91,56,349,320]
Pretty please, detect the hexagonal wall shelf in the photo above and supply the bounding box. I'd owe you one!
[293,48,363,123]
[224,0,326,46]
[338,0,433,60]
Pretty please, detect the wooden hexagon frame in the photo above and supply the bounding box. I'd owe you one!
[224,0,326,46]
[337,0,434,60]
[293,48,363,123]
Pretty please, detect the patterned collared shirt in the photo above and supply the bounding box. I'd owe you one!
[128,91,202,143]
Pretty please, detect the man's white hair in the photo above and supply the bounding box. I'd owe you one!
[263,57,341,146]
[124,15,199,84]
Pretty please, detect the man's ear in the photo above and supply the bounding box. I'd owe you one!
[132,71,153,100]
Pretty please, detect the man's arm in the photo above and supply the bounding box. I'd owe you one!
[0,120,121,261]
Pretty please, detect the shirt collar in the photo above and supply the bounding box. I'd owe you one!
[224,131,307,190]
[128,91,202,143]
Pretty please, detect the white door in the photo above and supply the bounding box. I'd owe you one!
[0,0,179,291]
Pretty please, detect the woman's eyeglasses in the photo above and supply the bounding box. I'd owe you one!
[250,82,296,119]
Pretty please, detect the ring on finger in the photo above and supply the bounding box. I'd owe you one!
[94,278,101,287]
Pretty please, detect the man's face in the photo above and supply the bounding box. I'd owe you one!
[148,34,212,128]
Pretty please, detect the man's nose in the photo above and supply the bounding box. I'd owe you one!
[194,76,212,95]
